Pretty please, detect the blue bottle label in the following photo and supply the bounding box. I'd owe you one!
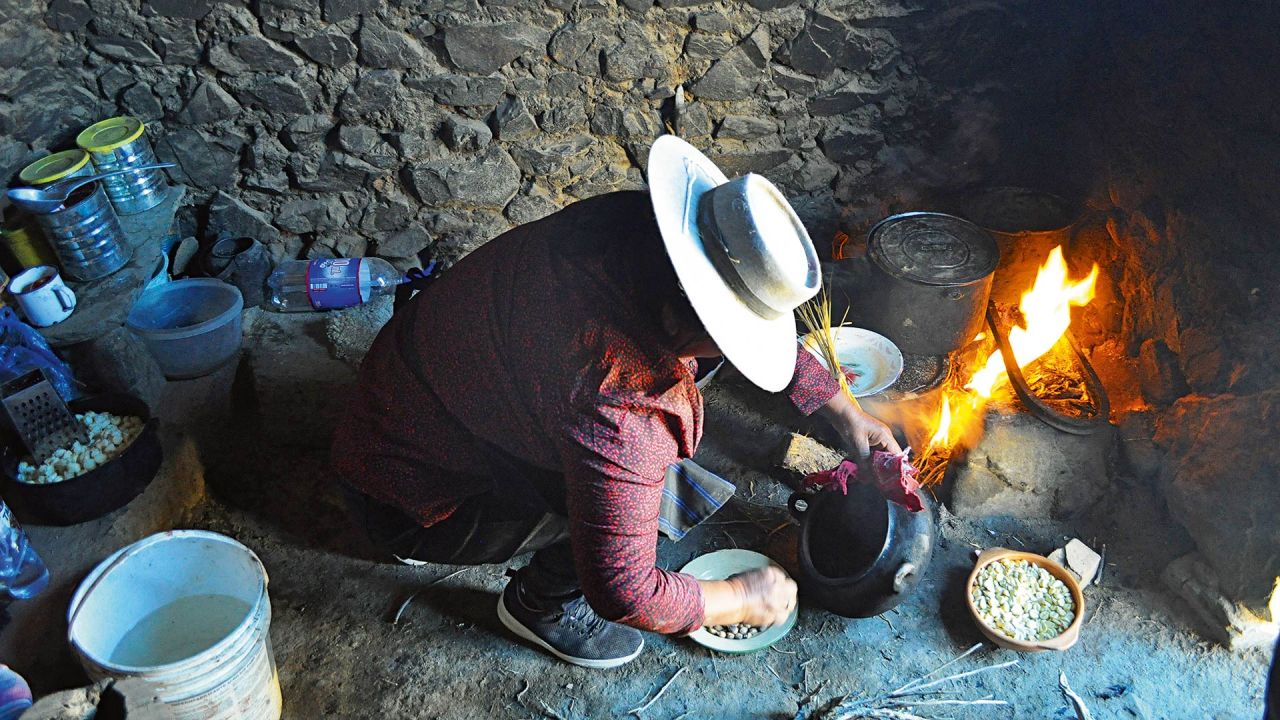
[306,258,363,310]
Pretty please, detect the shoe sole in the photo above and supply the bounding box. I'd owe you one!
[496,594,644,669]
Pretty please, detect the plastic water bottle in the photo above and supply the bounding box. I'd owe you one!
[0,501,49,600]
[265,257,403,312]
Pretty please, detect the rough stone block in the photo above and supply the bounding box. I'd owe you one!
[323,0,379,22]
[950,406,1114,519]
[89,35,163,65]
[690,44,761,101]
[282,115,332,150]
[820,126,884,164]
[144,0,212,19]
[1116,410,1160,482]
[230,34,303,73]
[67,327,167,412]
[45,0,93,31]
[241,309,358,448]
[807,76,891,116]
[22,679,108,720]
[209,191,282,246]
[1138,338,1187,404]
[378,223,431,259]
[1155,390,1280,610]
[444,23,547,74]
[358,15,427,68]
[177,80,241,124]
[715,115,777,140]
[236,75,311,114]
[1164,553,1279,651]
[157,128,240,189]
[407,146,521,208]
[492,96,538,141]
[440,114,492,151]
[406,74,504,107]
[296,31,358,67]
[121,82,163,122]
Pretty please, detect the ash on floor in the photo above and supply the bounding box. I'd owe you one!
[0,314,1269,720]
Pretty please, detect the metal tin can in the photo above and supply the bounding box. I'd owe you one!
[33,182,131,281]
[0,215,59,272]
[847,212,999,356]
[18,150,95,186]
[76,117,168,215]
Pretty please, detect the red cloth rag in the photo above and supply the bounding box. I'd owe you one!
[803,451,925,512]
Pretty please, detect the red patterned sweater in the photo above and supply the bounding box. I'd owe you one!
[334,191,839,634]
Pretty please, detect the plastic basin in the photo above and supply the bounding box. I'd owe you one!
[127,279,243,379]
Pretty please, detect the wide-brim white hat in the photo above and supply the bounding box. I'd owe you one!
[647,135,821,392]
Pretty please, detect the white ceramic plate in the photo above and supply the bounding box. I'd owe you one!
[800,327,904,397]
[680,549,798,654]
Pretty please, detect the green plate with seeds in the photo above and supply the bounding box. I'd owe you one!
[680,549,798,654]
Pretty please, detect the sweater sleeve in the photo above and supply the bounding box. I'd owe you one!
[786,342,842,415]
[558,400,705,635]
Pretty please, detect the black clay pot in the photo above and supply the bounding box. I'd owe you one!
[789,483,936,618]
[1,393,162,526]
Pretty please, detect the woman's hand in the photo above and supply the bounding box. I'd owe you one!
[818,392,902,465]
[697,566,798,628]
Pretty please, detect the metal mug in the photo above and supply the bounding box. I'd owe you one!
[32,182,131,282]
[77,117,169,215]
[9,266,76,327]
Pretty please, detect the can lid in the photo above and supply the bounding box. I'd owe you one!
[18,150,91,185]
[76,116,146,153]
[867,212,999,286]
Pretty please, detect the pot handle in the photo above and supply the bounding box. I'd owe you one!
[787,492,812,520]
[892,562,916,593]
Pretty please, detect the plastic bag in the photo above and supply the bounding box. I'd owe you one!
[0,307,76,400]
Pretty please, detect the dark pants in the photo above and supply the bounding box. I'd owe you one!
[342,475,580,599]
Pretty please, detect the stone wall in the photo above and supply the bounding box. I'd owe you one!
[1,0,1073,270]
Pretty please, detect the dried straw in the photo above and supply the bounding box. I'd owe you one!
[797,290,862,413]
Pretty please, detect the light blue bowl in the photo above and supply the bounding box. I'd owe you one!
[680,549,798,654]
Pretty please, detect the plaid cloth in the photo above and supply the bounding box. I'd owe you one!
[659,459,736,541]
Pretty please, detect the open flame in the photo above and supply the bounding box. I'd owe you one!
[966,246,1099,398]
[920,246,1099,461]
[928,395,953,448]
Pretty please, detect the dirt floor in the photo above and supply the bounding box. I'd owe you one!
[0,310,1271,719]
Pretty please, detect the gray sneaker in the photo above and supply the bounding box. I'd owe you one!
[497,575,644,669]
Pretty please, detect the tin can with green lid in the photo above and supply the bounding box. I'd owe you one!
[18,150,94,186]
[0,215,58,273]
[76,116,168,215]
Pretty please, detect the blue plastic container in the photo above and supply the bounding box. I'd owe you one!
[126,279,244,379]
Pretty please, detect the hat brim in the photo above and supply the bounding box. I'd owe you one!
[647,135,798,393]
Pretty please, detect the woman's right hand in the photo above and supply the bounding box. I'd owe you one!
[697,565,798,629]
[728,566,798,627]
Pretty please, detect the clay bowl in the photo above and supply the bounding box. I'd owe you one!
[965,547,1085,652]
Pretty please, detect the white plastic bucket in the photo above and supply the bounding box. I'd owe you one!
[67,530,282,720]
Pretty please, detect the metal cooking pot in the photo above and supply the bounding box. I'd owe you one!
[846,212,999,356]
[788,483,935,618]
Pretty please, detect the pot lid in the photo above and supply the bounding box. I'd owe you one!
[867,212,999,286]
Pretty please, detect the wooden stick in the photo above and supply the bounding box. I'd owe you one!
[628,666,687,716]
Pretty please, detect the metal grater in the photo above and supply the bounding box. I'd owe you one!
[2,369,87,463]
